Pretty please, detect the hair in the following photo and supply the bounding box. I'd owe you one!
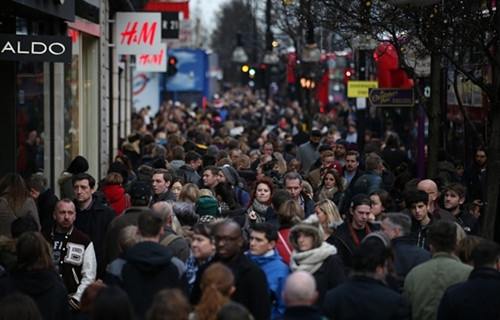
[273,152,287,175]
[252,222,278,242]
[456,235,483,264]
[470,240,500,268]
[153,169,173,183]
[203,165,220,176]
[382,212,411,236]
[146,288,191,320]
[443,182,467,199]
[115,154,134,175]
[79,280,106,313]
[118,225,140,253]
[16,231,55,272]
[11,214,39,238]
[247,177,275,209]
[370,189,394,212]
[178,183,200,203]
[108,161,128,183]
[195,263,235,320]
[216,302,253,320]
[91,286,135,320]
[476,145,488,157]
[185,151,202,164]
[0,173,31,212]
[138,210,165,238]
[405,189,429,207]
[0,292,43,320]
[214,182,237,210]
[236,154,251,170]
[153,201,173,222]
[153,145,167,158]
[171,145,185,160]
[351,232,393,272]
[283,172,303,185]
[365,153,382,171]
[314,199,342,224]
[104,172,123,186]
[277,199,304,225]
[66,155,89,174]
[345,150,360,161]
[301,180,314,200]
[72,173,96,189]
[26,174,46,192]
[321,169,345,193]
[170,176,186,189]
[428,220,457,253]
[271,189,292,213]
[192,222,215,239]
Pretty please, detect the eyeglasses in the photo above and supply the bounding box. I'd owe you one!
[213,236,240,244]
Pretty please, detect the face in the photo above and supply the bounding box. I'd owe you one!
[314,206,328,225]
[250,153,260,163]
[262,144,274,155]
[287,159,301,173]
[73,179,94,204]
[171,181,183,199]
[418,182,438,204]
[214,223,242,261]
[444,190,464,211]
[410,202,429,222]
[345,155,359,173]
[310,135,321,145]
[53,201,76,232]
[322,156,334,168]
[249,231,274,256]
[285,178,302,201]
[230,150,240,164]
[476,151,487,167]
[323,173,336,189]
[297,231,314,252]
[381,218,397,240]
[203,170,219,188]
[335,144,346,157]
[152,173,169,195]
[370,194,384,217]
[191,233,215,261]
[350,204,371,229]
[255,183,271,203]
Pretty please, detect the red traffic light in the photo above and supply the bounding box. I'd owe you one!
[169,57,177,65]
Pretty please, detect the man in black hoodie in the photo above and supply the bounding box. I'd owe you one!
[105,210,187,320]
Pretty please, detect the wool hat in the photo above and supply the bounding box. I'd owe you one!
[289,214,324,251]
[195,195,219,217]
[327,161,343,176]
[350,193,371,209]
[220,165,241,187]
[336,139,349,149]
[130,181,153,200]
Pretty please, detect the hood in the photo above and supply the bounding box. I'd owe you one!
[247,248,283,265]
[8,270,61,296]
[289,215,324,251]
[438,160,455,172]
[57,172,73,186]
[121,241,173,274]
[102,185,125,202]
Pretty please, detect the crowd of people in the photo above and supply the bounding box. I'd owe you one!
[0,87,499,320]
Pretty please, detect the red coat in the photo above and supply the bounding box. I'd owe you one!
[102,185,128,216]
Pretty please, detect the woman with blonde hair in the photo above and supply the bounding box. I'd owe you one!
[178,183,201,203]
[191,262,235,320]
[314,199,343,241]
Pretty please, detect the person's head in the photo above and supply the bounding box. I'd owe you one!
[282,271,318,306]
[335,139,348,158]
[72,173,96,205]
[261,141,274,155]
[147,288,191,320]
[171,145,185,160]
[417,179,440,207]
[249,177,275,207]
[344,150,360,174]
[202,166,220,189]
[381,212,411,239]
[322,169,343,191]
[277,199,304,225]
[0,292,42,320]
[151,169,172,196]
[351,231,393,275]
[470,240,500,269]
[170,176,186,200]
[218,165,241,187]
[283,172,303,201]
[310,129,322,146]
[365,153,383,175]
[369,189,393,220]
[320,150,335,168]
[289,214,323,252]
[405,189,430,224]
[314,199,342,227]
[178,183,200,203]
[428,220,458,253]
[216,302,253,320]
[117,225,140,253]
[152,201,174,226]
[249,223,278,255]
[151,145,166,159]
[107,161,128,183]
[26,173,46,200]
[66,155,89,174]
[137,210,165,240]
[200,262,235,299]
[443,183,466,213]
[16,231,55,271]
[0,173,30,209]
[287,158,302,173]
[185,151,202,170]
[475,145,487,168]
[104,172,123,187]
[214,182,237,210]
[229,148,241,165]
[213,220,243,263]
[236,154,251,170]
[53,198,77,233]
[191,223,216,262]
[79,280,106,313]
[91,286,135,320]
[349,194,372,229]
[130,181,153,207]
[10,215,38,239]
[456,235,483,264]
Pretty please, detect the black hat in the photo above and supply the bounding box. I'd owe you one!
[130,181,153,200]
[350,193,371,208]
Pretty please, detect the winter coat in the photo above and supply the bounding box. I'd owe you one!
[37,188,59,231]
[391,236,431,290]
[0,269,70,320]
[102,184,128,216]
[350,170,385,196]
[247,249,290,319]
[330,221,380,267]
[0,196,39,237]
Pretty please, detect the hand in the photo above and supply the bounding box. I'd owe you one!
[248,211,257,221]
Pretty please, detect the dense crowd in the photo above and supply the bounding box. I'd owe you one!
[0,87,498,320]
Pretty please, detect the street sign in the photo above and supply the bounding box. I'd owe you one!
[347,81,378,98]
[369,88,414,107]
[162,12,180,39]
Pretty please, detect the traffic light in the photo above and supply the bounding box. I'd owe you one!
[167,55,178,76]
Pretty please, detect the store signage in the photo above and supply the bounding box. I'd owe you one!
[116,12,162,55]
[369,88,414,107]
[162,12,180,39]
[347,80,378,98]
[0,34,72,63]
[136,42,167,72]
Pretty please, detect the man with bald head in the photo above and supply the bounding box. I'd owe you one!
[417,179,455,222]
[191,220,271,320]
[281,271,323,320]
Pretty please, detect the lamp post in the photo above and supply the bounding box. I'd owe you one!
[232,32,249,64]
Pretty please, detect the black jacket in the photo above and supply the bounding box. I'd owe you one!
[312,254,346,307]
[437,267,500,320]
[0,269,70,320]
[37,188,59,231]
[281,306,324,320]
[391,236,431,289]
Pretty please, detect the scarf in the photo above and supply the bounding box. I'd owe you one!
[290,242,337,274]
[247,199,268,218]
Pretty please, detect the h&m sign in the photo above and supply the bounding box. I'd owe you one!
[0,34,72,63]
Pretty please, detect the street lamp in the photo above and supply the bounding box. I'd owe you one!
[262,0,279,65]
[301,0,321,63]
[232,33,248,64]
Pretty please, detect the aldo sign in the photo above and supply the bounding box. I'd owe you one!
[0,34,72,63]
